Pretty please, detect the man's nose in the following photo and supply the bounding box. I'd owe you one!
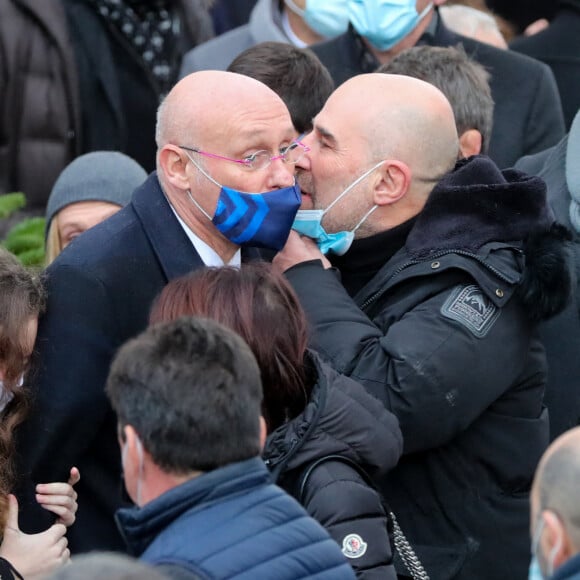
[268,158,296,189]
[295,134,313,171]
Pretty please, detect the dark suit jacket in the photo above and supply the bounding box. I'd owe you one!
[310,17,565,169]
[516,131,580,440]
[15,174,208,553]
[510,1,580,130]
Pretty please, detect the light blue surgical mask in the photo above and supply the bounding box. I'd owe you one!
[292,161,383,255]
[528,556,545,580]
[348,0,434,51]
[285,0,349,39]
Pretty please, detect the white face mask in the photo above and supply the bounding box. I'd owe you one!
[0,374,24,413]
[122,433,144,506]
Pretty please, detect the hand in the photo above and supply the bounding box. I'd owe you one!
[36,467,80,527]
[0,494,69,579]
[273,231,331,272]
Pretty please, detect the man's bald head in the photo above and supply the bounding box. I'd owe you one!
[533,427,580,550]
[323,73,459,187]
[153,70,296,262]
[155,71,293,155]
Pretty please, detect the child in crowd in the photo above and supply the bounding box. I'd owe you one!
[0,248,79,578]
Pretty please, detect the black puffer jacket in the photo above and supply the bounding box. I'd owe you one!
[263,351,403,580]
[285,156,575,580]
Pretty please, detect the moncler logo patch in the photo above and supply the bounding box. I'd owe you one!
[341,533,368,559]
[441,284,500,338]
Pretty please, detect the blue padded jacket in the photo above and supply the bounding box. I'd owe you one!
[116,457,355,579]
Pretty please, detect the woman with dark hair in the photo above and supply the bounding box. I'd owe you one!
[0,248,79,579]
[150,263,403,579]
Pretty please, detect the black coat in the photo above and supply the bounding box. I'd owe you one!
[285,156,574,580]
[263,351,403,579]
[310,17,565,169]
[516,125,580,440]
[15,174,217,553]
[510,0,580,130]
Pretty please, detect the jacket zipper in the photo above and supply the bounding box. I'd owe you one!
[360,248,521,311]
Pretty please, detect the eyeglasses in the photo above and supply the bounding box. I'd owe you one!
[179,140,310,171]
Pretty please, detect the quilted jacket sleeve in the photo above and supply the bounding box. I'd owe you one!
[285,261,541,455]
[301,458,396,580]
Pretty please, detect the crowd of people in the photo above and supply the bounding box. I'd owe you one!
[1,1,580,579]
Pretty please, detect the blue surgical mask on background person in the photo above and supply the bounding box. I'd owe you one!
[292,161,384,255]
[529,557,544,580]
[348,0,434,51]
[285,0,349,39]
[185,154,301,251]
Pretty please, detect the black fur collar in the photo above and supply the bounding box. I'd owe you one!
[406,156,553,258]
[407,156,575,321]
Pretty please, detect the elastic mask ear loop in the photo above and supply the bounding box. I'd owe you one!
[531,517,545,557]
[352,204,379,234]
[322,161,385,217]
[184,150,221,221]
[135,436,144,507]
[547,525,563,577]
[418,2,434,22]
[284,0,305,17]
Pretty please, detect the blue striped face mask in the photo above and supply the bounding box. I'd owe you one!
[186,155,301,251]
[292,161,383,255]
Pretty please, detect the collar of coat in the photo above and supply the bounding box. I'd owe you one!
[262,351,402,480]
[406,155,554,258]
[387,155,574,323]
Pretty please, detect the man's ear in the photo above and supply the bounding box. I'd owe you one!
[122,424,143,464]
[542,510,574,570]
[158,145,191,190]
[258,416,267,452]
[373,160,412,206]
[459,129,483,158]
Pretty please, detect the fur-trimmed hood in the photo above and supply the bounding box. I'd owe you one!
[403,155,575,321]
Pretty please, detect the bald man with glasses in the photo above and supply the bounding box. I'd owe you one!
[15,71,305,554]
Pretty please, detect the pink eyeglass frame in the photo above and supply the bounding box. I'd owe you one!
[179,140,310,167]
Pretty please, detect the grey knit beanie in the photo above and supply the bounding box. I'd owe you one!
[46,151,148,230]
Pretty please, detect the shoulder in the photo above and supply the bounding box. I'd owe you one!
[317,358,403,466]
[440,30,552,81]
[180,26,253,74]
[156,482,352,577]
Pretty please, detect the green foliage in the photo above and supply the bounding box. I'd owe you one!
[0,193,26,218]
[0,196,46,267]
